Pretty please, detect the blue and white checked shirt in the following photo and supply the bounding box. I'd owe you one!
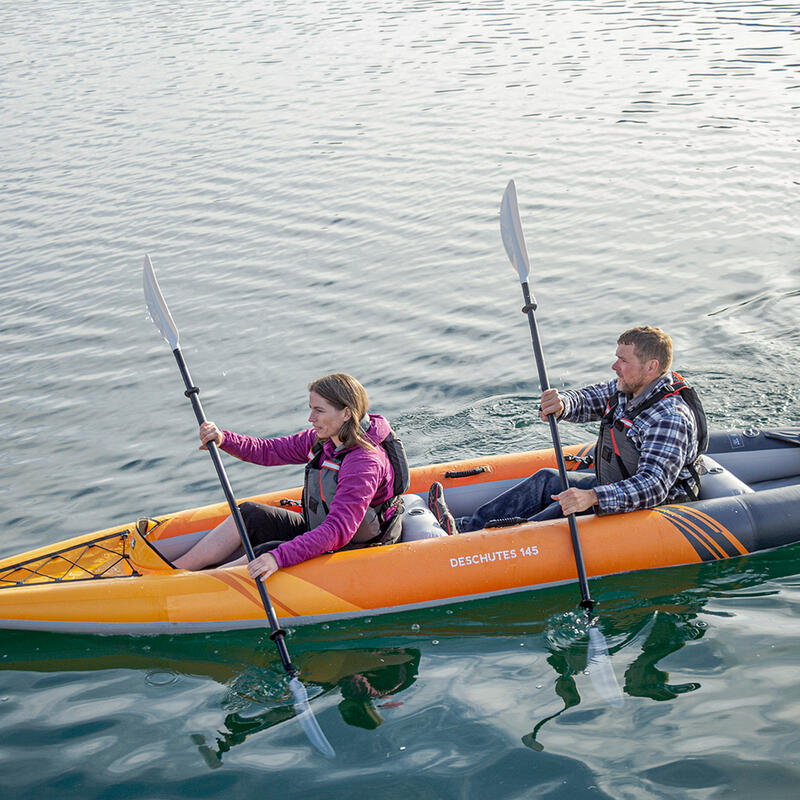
[560,372,699,514]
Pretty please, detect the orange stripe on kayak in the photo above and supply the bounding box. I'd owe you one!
[208,569,364,619]
[271,571,364,616]
[678,507,749,555]
[673,515,727,559]
[655,507,725,559]
[208,570,297,617]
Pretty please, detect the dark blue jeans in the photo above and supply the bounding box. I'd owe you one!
[455,468,599,532]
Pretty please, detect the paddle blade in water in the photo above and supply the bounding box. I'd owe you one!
[143,255,180,350]
[587,625,624,707]
[500,179,531,283]
[289,676,336,758]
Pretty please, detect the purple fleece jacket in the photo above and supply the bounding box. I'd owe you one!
[219,414,396,568]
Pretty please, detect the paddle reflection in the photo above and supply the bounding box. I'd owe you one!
[521,548,795,751]
[193,646,420,767]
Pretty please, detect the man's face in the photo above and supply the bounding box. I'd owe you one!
[612,343,656,396]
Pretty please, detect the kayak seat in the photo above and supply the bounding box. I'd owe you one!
[697,455,753,500]
[399,494,448,541]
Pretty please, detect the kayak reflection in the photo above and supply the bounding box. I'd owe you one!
[0,541,796,764]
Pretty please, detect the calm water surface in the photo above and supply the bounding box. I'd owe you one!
[1,1,799,798]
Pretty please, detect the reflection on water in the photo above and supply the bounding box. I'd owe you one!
[523,609,706,752]
[192,648,420,767]
[1,542,797,772]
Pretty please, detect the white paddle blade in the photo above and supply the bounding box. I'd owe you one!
[143,255,180,350]
[289,676,336,758]
[500,180,531,283]
[587,625,624,707]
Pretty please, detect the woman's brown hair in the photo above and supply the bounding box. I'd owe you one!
[308,373,373,450]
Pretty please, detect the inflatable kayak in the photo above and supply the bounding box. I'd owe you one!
[1,427,799,634]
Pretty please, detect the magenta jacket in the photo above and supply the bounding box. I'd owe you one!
[219,414,396,568]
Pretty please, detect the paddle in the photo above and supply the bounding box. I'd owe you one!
[142,255,336,756]
[499,182,623,707]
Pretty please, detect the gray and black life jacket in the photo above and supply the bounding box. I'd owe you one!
[595,372,708,502]
[302,424,410,548]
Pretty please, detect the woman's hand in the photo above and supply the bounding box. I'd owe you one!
[199,421,224,450]
[247,552,279,583]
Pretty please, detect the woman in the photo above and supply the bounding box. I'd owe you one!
[173,373,405,583]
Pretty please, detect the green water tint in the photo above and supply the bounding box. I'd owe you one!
[2,543,797,769]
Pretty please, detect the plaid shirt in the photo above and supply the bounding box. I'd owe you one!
[560,372,699,514]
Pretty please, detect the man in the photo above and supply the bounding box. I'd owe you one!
[429,326,706,533]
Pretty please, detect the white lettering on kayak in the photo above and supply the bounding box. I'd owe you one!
[449,545,538,568]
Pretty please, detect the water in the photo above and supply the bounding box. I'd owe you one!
[1,0,799,797]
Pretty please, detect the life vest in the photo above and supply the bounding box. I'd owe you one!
[595,372,708,501]
[302,423,410,548]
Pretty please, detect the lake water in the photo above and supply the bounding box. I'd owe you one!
[1,0,799,797]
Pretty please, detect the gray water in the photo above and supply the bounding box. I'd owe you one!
[1,1,799,798]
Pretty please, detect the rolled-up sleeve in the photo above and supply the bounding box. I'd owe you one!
[560,381,616,423]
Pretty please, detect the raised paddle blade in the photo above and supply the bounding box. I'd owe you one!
[500,179,531,283]
[500,180,622,710]
[587,624,624,707]
[143,255,180,350]
[289,676,336,758]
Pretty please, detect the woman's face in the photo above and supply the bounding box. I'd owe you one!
[308,391,351,444]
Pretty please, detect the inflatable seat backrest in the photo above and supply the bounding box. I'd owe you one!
[697,455,753,500]
[399,494,448,541]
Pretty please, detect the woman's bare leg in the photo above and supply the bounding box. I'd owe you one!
[173,515,243,570]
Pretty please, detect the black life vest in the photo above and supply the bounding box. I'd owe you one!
[595,372,708,501]
[302,425,410,549]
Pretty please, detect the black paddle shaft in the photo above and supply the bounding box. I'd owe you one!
[520,281,594,611]
[171,347,297,673]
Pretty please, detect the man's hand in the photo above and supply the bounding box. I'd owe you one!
[539,388,564,421]
[552,487,598,516]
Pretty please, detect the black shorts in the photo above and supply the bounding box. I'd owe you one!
[238,501,307,557]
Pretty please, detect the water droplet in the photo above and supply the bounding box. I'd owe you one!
[322,623,330,630]
[432,640,439,645]
[411,623,420,632]
[145,669,179,687]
